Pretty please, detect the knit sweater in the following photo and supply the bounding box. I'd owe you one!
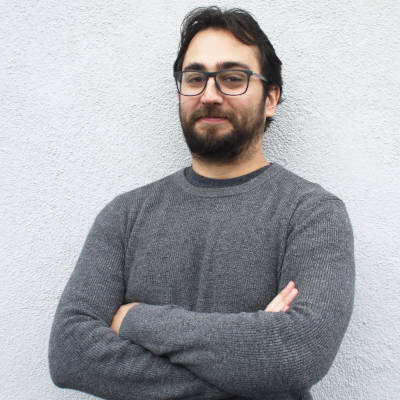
[48,162,355,400]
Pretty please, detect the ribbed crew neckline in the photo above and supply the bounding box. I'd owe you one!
[184,164,271,188]
[172,162,280,197]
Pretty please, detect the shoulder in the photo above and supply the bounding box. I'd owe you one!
[268,163,352,233]
[88,169,184,239]
[270,163,353,238]
[270,162,346,207]
[103,168,184,215]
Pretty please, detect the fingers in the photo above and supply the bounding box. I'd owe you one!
[264,283,297,312]
[284,284,298,306]
[264,281,298,312]
[280,281,295,297]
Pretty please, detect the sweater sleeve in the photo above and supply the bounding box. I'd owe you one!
[48,195,233,400]
[118,197,355,399]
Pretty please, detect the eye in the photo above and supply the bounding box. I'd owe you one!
[218,71,247,88]
[224,75,244,82]
[183,72,205,84]
[189,76,204,83]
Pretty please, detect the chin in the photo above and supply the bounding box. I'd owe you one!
[195,123,233,137]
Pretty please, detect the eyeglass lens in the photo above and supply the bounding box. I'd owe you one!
[179,70,248,95]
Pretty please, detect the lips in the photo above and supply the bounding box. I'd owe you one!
[197,116,228,125]
[201,116,227,121]
[198,113,228,120]
[198,114,226,118]
[190,107,232,125]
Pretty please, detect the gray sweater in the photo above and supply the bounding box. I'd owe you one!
[48,162,355,400]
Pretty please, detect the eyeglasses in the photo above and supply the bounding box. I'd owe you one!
[174,69,268,96]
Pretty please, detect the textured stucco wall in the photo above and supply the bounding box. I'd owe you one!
[1,1,399,399]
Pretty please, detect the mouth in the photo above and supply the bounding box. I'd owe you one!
[198,116,228,124]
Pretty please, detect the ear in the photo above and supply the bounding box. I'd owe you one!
[264,86,280,118]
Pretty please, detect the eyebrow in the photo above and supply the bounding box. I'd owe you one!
[182,61,251,71]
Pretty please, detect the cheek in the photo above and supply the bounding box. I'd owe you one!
[179,99,200,124]
[180,98,197,115]
[181,94,200,106]
[227,99,249,118]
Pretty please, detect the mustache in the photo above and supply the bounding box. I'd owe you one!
[190,107,233,120]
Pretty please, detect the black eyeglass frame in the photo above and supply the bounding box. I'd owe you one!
[174,69,268,96]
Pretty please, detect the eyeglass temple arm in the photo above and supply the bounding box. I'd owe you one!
[252,72,267,82]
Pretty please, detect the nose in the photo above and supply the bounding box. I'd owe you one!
[200,77,223,105]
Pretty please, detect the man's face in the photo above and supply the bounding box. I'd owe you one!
[178,28,269,163]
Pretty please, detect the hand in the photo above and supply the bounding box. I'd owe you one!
[110,302,141,334]
[264,281,298,312]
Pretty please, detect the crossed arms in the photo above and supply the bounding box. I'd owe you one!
[110,280,298,334]
[48,194,355,400]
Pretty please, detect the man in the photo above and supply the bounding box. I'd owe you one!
[49,6,355,400]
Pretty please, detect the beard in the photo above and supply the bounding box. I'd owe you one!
[179,99,266,163]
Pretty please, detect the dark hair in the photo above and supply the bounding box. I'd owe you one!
[173,6,283,130]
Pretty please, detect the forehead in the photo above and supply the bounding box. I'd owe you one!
[182,28,261,72]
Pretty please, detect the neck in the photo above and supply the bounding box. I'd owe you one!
[191,140,269,179]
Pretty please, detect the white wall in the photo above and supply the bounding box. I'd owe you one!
[1,1,399,399]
